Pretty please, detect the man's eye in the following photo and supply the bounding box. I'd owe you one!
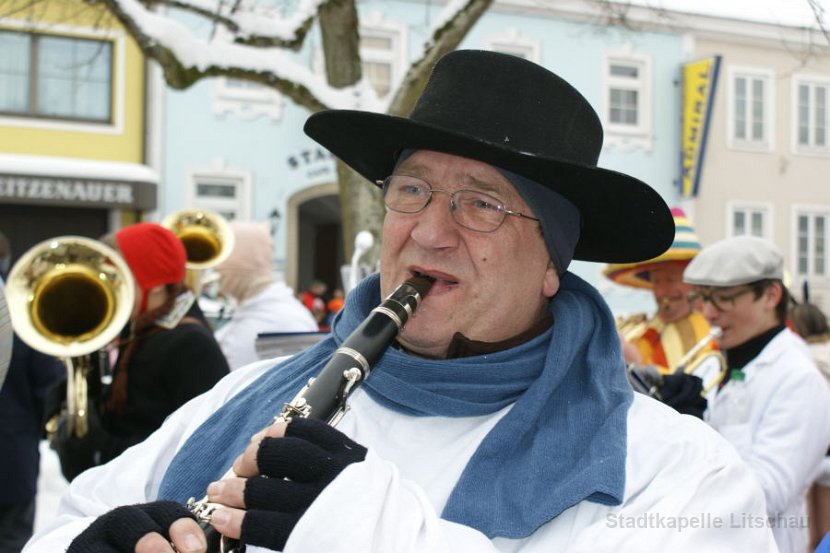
[401,185,425,196]
[465,196,501,212]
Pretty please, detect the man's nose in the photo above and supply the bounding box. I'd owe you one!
[410,191,459,247]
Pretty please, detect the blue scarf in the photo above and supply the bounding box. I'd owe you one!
[158,272,632,538]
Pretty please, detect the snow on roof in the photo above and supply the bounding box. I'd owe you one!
[0,153,159,183]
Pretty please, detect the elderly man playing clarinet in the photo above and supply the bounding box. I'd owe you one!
[25,50,776,553]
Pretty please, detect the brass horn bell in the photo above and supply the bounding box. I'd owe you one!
[161,208,235,294]
[4,236,135,438]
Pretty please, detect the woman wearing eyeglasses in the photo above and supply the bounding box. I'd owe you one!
[684,235,830,553]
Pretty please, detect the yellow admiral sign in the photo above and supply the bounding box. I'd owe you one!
[681,56,721,198]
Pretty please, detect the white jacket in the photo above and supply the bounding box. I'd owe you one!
[25,357,777,553]
[706,328,830,553]
[214,282,318,370]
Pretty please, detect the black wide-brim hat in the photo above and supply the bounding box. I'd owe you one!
[304,49,674,263]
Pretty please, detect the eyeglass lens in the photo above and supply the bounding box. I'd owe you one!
[382,175,509,232]
[689,286,753,312]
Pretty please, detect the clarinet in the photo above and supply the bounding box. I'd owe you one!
[187,275,435,553]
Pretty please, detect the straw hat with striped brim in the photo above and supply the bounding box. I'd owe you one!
[602,207,701,289]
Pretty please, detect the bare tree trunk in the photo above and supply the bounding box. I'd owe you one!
[316,0,380,262]
[336,162,385,264]
[319,0,361,87]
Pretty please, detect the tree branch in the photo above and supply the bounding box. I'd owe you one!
[99,0,332,111]
[141,0,316,49]
[386,0,494,116]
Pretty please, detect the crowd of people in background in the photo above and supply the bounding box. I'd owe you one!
[299,278,345,331]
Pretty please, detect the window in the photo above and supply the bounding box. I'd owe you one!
[793,76,830,155]
[609,64,640,126]
[728,68,773,151]
[726,201,772,240]
[486,28,540,63]
[603,49,651,142]
[796,211,829,279]
[0,30,112,122]
[732,209,766,238]
[213,77,283,121]
[361,35,394,97]
[360,14,406,99]
[188,167,251,221]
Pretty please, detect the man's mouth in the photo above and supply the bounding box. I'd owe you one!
[411,269,459,288]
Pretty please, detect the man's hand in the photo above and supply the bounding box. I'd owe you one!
[206,417,367,551]
[67,501,206,553]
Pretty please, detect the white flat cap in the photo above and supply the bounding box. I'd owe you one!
[683,235,783,287]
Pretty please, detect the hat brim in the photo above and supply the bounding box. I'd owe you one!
[305,110,673,264]
[603,258,693,289]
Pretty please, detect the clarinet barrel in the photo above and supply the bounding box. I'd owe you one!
[296,274,434,423]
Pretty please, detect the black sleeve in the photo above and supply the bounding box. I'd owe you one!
[20,335,65,422]
[164,326,230,410]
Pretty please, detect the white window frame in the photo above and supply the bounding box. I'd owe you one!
[486,27,540,63]
[186,159,251,221]
[603,44,652,151]
[726,200,773,240]
[0,18,126,135]
[793,205,830,282]
[791,73,830,157]
[212,76,283,122]
[360,11,407,99]
[727,65,774,152]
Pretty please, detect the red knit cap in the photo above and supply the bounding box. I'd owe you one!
[115,223,186,293]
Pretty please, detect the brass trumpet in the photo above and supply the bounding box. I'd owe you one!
[4,236,135,438]
[161,208,235,295]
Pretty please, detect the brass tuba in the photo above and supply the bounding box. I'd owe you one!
[616,312,650,342]
[161,208,235,295]
[4,236,135,438]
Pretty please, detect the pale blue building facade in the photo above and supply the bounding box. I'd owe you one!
[155,1,686,316]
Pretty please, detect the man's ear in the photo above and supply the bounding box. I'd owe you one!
[765,281,783,307]
[542,261,560,298]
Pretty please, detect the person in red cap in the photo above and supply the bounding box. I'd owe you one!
[51,223,230,481]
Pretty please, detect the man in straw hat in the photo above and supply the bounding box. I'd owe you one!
[28,51,775,553]
[684,235,830,553]
[603,207,719,416]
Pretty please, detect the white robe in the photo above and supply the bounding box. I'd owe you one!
[26,357,778,552]
[214,282,318,370]
[705,329,830,553]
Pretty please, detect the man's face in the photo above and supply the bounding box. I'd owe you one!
[692,283,781,349]
[650,264,693,323]
[379,150,560,358]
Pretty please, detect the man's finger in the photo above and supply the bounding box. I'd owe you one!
[167,518,207,553]
[206,477,247,509]
[210,508,245,540]
[234,421,290,476]
[250,420,288,444]
[135,531,176,553]
[232,441,261,477]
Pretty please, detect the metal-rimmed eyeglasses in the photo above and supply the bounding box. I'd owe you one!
[378,175,540,233]
[687,285,757,313]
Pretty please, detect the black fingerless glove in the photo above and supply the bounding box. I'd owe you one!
[659,373,707,419]
[241,418,368,551]
[68,501,196,553]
